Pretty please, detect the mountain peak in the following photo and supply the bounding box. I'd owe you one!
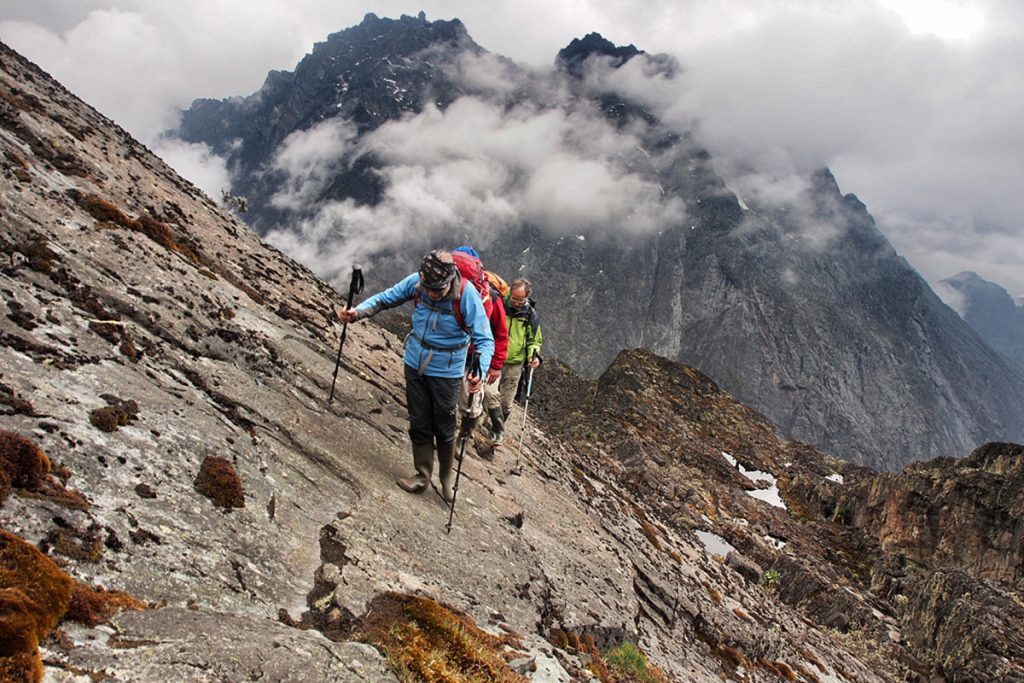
[556,32,643,76]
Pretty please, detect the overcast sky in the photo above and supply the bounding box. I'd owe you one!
[2,0,1021,300]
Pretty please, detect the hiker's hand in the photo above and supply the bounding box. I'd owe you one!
[529,357,541,369]
[336,306,359,323]
[486,368,500,384]
[466,374,483,393]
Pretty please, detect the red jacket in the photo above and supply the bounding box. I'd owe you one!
[485,288,509,371]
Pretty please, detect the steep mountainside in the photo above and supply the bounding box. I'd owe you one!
[941,271,1024,370]
[175,14,1024,470]
[3,40,1024,682]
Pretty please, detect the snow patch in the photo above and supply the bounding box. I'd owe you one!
[826,473,845,484]
[763,534,787,550]
[695,530,736,558]
[722,451,787,509]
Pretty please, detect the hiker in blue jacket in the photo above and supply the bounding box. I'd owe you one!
[336,250,494,501]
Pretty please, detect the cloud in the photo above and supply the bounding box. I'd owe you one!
[269,118,359,211]
[263,87,687,284]
[150,137,232,200]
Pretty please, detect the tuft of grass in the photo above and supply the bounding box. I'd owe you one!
[758,659,798,681]
[193,456,245,509]
[604,641,671,683]
[353,592,525,683]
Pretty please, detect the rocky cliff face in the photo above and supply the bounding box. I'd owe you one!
[175,14,1024,471]
[4,40,1024,683]
[941,271,1024,370]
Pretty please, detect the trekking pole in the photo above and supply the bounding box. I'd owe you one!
[447,352,481,535]
[328,265,364,404]
[512,350,539,475]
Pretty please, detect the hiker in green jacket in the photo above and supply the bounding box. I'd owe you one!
[484,278,542,444]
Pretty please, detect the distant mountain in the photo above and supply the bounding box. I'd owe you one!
[941,271,1024,370]
[176,13,1024,470]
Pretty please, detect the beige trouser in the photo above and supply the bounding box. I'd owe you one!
[458,377,485,419]
[483,361,524,415]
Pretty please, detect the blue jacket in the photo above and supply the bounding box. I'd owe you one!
[356,272,494,378]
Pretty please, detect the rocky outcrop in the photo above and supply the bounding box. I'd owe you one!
[789,441,1024,585]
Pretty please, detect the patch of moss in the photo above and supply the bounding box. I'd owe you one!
[71,191,208,267]
[0,429,88,511]
[44,523,104,563]
[639,519,662,550]
[88,397,138,433]
[81,194,133,226]
[548,627,569,649]
[0,587,41,656]
[16,239,57,275]
[0,529,73,680]
[193,456,244,509]
[350,592,525,683]
[757,659,798,681]
[65,583,148,627]
[0,429,51,494]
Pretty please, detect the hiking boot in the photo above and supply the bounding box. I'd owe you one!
[487,407,505,444]
[437,440,457,503]
[397,442,433,493]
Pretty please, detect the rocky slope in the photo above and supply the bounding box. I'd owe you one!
[3,39,1024,683]
[941,271,1024,370]
[175,14,1024,470]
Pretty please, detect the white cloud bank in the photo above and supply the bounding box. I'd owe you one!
[2,0,1022,296]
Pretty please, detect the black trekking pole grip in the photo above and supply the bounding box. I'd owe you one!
[328,265,364,404]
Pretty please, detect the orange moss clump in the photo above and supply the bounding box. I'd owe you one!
[193,456,245,509]
[0,429,88,512]
[80,194,133,226]
[65,583,148,626]
[352,592,525,683]
[0,530,73,682]
[88,398,138,433]
[0,429,51,504]
[73,192,206,266]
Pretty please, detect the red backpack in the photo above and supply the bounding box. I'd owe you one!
[451,250,492,317]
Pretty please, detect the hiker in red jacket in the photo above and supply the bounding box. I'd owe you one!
[451,247,508,446]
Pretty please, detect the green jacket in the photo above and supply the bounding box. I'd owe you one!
[505,299,542,365]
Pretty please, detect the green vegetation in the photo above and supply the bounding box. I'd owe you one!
[763,568,781,590]
[605,641,670,683]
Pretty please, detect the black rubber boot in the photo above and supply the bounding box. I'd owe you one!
[397,442,434,493]
[488,407,506,444]
[437,440,457,503]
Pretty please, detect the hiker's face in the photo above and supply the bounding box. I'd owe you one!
[425,284,449,301]
[509,287,528,308]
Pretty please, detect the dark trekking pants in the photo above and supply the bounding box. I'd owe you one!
[405,364,460,446]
